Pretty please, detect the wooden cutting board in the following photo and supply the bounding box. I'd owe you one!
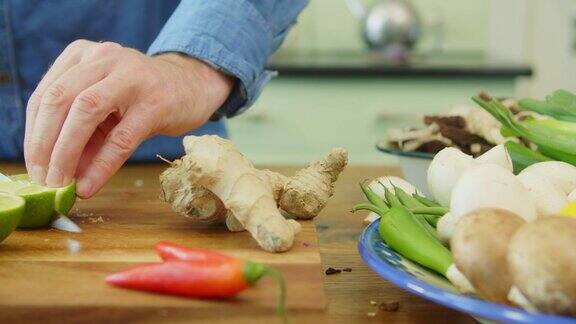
[0,164,326,324]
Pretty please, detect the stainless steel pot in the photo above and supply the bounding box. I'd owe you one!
[345,0,442,56]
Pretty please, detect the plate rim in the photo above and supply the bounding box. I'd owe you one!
[358,219,575,323]
[375,141,435,160]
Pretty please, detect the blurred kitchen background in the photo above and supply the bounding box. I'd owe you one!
[227,0,576,165]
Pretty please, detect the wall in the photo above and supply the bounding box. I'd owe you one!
[226,1,512,166]
[280,0,491,54]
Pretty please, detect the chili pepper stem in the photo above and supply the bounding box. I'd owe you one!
[359,181,389,211]
[264,267,288,324]
[244,261,289,324]
[350,202,385,215]
[409,206,449,215]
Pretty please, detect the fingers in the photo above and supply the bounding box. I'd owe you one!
[28,61,111,185]
[25,40,93,173]
[76,109,154,198]
[75,115,119,178]
[45,76,132,188]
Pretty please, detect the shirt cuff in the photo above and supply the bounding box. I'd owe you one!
[147,0,277,118]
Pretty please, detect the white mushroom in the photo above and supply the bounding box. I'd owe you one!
[475,144,513,172]
[427,145,513,208]
[508,216,576,315]
[516,171,568,216]
[569,188,576,202]
[521,161,576,195]
[363,176,421,225]
[367,176,421,197]
[436,212,456,243]
[427,148,476,207]
[446,263,476,295]
[362,213,380,225]
[450,208,525,304]
[439,164,536,242]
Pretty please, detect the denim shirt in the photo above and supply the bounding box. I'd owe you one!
[0,0,307,160]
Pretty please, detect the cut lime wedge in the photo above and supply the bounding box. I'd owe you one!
[15,185,57,228]
[9,174,29,182]
[0,172,11,182]
[0,193,25,242]
[0,180,30,193]
[1,173,78,228]
[55,181,77,215]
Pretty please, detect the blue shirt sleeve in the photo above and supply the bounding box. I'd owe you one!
[147,0,308,118]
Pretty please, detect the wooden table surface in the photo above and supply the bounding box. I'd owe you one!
[0,163,475,323]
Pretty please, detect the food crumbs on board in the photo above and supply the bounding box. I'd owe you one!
[302,241,310,247]
[134,179,144,188]
[88,216,104,224]
[370,300,377,305]
[342,267,352,272]
[367,312,377,317]
[325,267,341,275]
[158,309,168,317]
[379,301,400,312]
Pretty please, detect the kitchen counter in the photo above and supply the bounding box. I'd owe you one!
[268,50,532,78]
[0,163,474,323]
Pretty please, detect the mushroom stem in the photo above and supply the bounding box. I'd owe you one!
[446,264,476,294]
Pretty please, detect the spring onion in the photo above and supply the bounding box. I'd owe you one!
[518,89,576,122]
[504,141,551,173]
[473,94,576,156]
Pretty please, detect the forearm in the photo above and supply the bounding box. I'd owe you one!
[148,0,308,118]
[154,53,234,131]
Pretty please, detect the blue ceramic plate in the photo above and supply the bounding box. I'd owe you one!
[358,220,575,323]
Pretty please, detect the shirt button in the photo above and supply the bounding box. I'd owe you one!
[0,71,10,84]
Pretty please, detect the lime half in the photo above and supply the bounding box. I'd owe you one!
[9,174,30,182]
[1,173,78,228]
[0,193,25,242]
[55,181,77,215]
[9,173,76,215]
[15,185,57,228]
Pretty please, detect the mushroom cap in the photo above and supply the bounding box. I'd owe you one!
[364,176,420,225]
[475,144,513,172]
[521,161,576,195]
[427,147,476,206]
[451,208,525,304]
[450,164,537,223]
[508,216,576,315]
[368,176,420,197]
[437,212,455,243]
[517,172,568,216]
[568,188,576,202]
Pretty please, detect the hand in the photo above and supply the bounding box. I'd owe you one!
[24,40,234,198]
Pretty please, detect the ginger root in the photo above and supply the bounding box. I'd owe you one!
[159,135,348,252]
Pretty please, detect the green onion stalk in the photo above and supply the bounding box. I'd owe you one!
[473,94,576,166]
[504,141,551,173]
[518,89,576,122]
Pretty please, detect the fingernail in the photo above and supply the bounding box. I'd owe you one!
[77,178,93,198]
[30,165,47,185]
[45,167,64,187]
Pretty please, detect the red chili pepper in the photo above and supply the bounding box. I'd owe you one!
[105,242,288,323]
[155,241,231,264]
